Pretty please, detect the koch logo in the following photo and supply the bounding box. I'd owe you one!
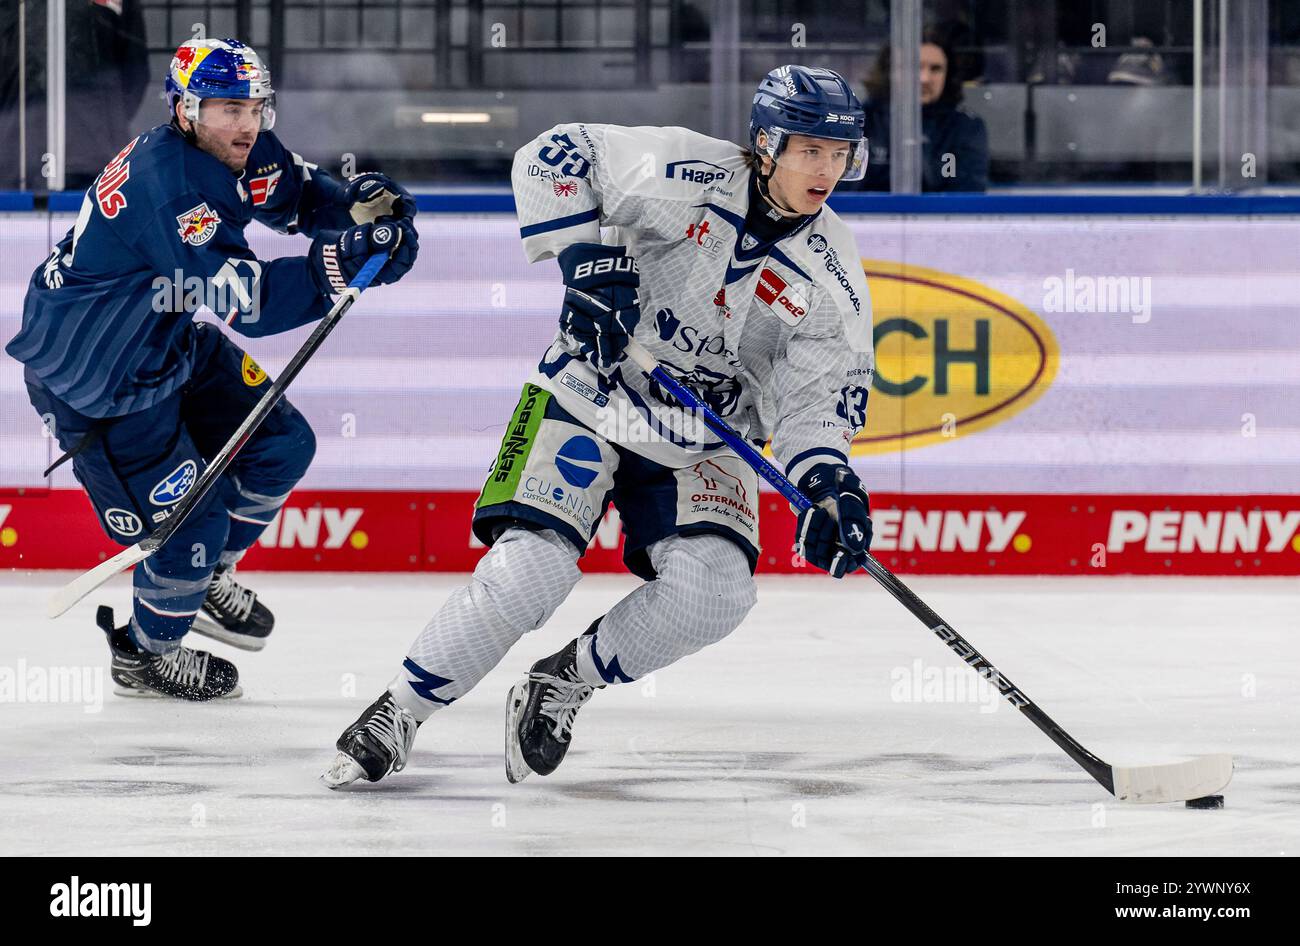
[555,436,602,489]
[149,460,197,506]
[665,159,734,185]
[50,876,151,926]
[1107,509,1300,554]
[257,507,365,550]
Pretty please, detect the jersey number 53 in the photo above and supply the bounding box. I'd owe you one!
[537,133,591,179]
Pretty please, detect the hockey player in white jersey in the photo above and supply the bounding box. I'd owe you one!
[324,65,877,787]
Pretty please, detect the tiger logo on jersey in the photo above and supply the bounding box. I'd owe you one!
[176,203,221,246]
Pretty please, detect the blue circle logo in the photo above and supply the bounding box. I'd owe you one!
[555,436,601,489]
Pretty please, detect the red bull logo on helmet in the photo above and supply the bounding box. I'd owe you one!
[175,202,221,246]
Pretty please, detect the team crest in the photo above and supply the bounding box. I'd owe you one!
[176,203,220,246]
[553,180,578,197]
[241,353,268,386]
[249,168,283,206]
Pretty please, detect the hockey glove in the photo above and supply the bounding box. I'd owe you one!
[310,217,419,294]
[794,463,873,579]
[557,243,641,372]
[338,172,418,224]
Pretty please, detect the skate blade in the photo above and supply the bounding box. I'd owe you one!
[504,677,532,784]
[113,683,244,700]
[321,752,368,790]
[189,612,269,652]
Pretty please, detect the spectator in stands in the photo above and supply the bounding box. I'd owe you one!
[0,0,149,190]
[849,28,989,192]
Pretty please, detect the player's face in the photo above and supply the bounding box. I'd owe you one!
[920,43,948,106]
[765,134,849,214]
[185,98,264,172]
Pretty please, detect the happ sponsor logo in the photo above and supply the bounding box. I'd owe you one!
[1107,509,1300,554]
[257,507,366,550]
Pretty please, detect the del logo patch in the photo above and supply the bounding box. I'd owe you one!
[754,267,808,325]
[249,169,283,206]
[176,203,221,246]
[241,353,268,386]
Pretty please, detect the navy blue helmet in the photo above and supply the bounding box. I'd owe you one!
[750,65,867,181]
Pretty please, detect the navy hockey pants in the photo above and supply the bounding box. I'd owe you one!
[27,323,316,652]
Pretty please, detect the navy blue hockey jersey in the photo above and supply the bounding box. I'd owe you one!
[5,123,355,418]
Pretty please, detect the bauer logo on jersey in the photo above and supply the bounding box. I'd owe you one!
[248,168,283,206]
[176,203,221,246]
[754,267,808,325]
[665,159,735,186]
[150,460,198,506]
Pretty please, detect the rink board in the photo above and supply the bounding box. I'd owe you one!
[3,211,1298,575]
[2,488,1297,575]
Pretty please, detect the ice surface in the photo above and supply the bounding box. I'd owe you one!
[1,571,1295,856]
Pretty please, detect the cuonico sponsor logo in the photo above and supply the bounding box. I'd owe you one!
[256,506,368,550]
[857,259,1058,456]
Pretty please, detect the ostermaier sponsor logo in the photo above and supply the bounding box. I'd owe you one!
[858,259,1058,455]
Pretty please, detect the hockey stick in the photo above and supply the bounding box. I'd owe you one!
[622,338,1232,803]
[47,252,390,619]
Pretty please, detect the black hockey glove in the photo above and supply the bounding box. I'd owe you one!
[794,462,873,579]
[557,243,641,372]
[338,172,418,224]
[310,217,419,293]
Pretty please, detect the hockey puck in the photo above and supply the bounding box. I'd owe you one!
[1185,795,1224,809]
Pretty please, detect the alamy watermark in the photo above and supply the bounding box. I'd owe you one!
[0,661,104,714]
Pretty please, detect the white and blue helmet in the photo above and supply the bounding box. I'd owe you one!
[750,65,867,181]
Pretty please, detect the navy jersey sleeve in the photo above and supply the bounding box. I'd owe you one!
[138,187,331,338]
[246,131,355,237]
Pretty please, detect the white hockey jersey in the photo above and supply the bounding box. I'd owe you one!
[512,123,874,487]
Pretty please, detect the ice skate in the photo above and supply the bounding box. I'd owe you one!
[322,691,420,788]
[98,606,242,701]
[505,639,600,783]
[191,563,275,651]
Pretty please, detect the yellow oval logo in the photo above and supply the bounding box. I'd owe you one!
[853,259,1058,455]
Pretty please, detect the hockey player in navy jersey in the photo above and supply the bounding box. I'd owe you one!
[324,65,875,787]
[5,38,419,700]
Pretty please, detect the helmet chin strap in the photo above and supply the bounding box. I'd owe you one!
[756,158,804,218]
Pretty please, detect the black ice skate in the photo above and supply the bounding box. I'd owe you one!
[190,564,274,651]
[98,606,241,701]
[322,692,421,789]
[505,638,602,783]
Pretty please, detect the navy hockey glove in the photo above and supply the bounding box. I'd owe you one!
[310,217,419,293]
[557,243,641,371]
[338,172,418,224]
[794,463,873,579]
